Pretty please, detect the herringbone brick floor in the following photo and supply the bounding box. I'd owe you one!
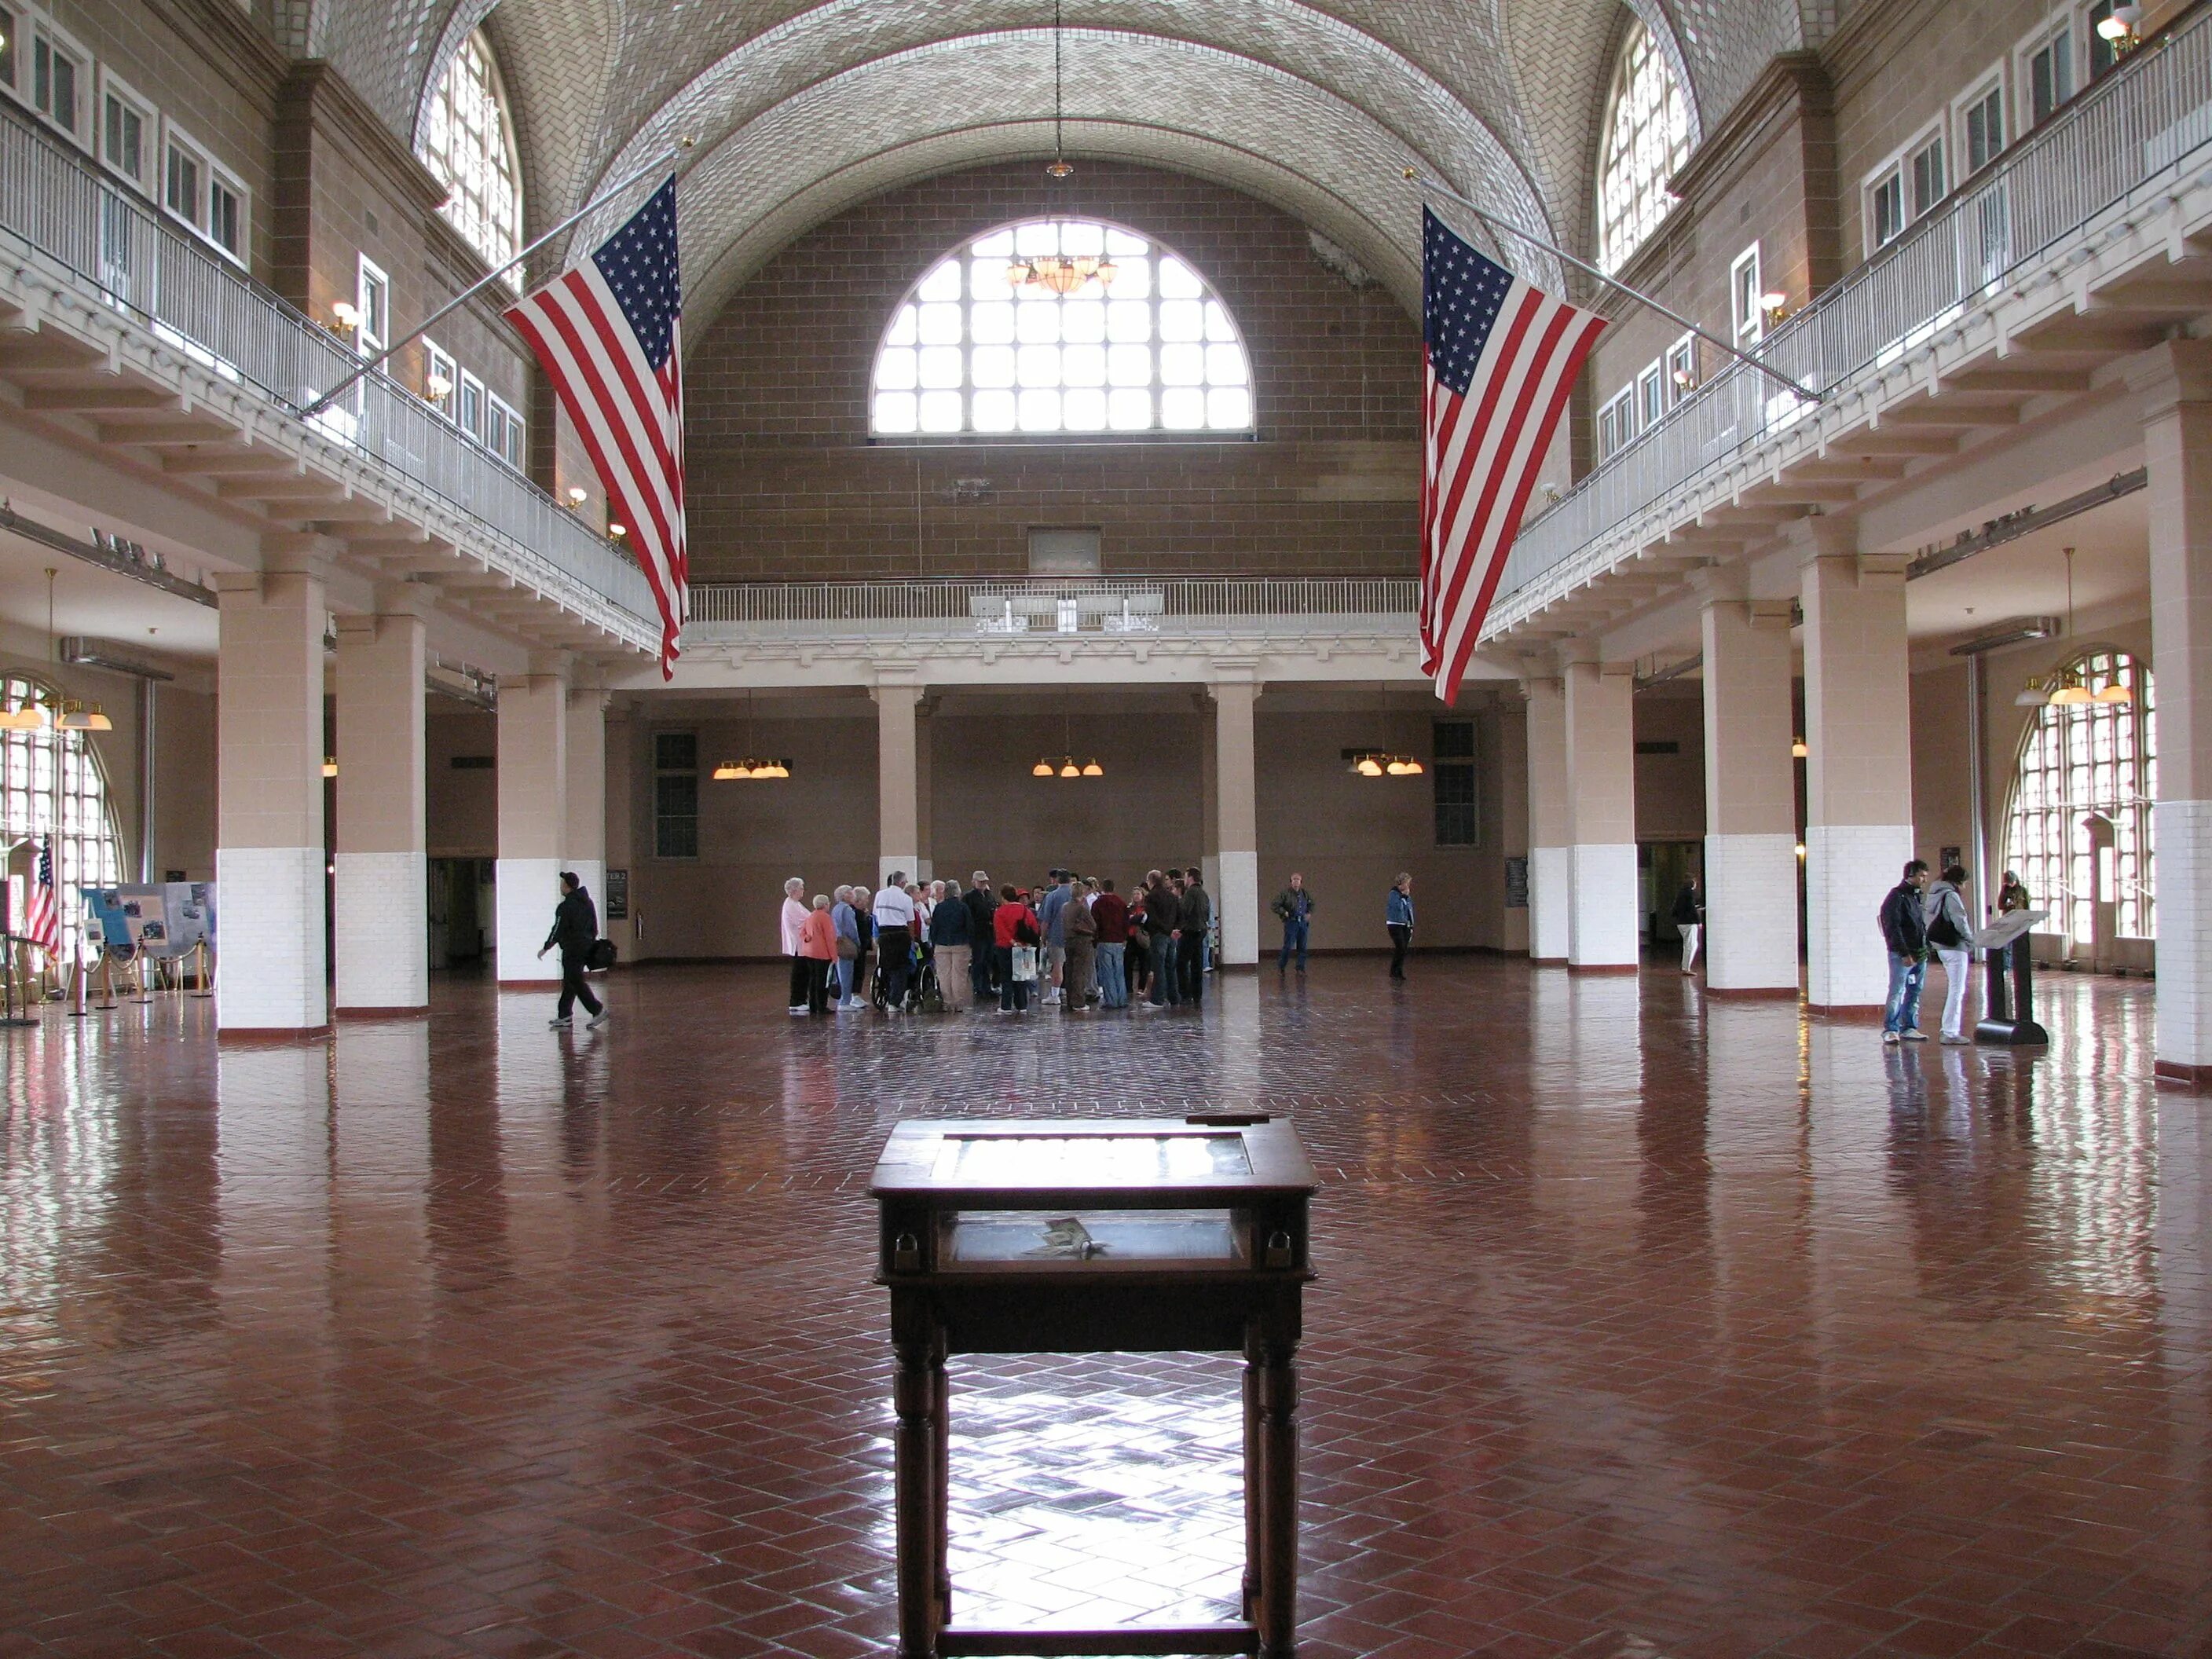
[0,959,2206,1658]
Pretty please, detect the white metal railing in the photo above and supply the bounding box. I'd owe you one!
[0,101,659,632]
[1492,9,2212,621]
[686,576,1417,635]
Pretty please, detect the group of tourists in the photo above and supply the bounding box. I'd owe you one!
[1876,860,2032,1045]
[777,867,1423,1016]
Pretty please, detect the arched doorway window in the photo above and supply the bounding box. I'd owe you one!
[870,219,1254,437]
[0,675,126,961]
[1596,21,1693,273]
[2004,650,2155,944]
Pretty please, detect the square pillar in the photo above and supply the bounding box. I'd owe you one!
[875,680,921,889]
[1563,658,1639,969]
[565,688,610,917]
[214,569,328,1033]
[1524,675,1569,964]
[2133,342,2212,1082]
[333,612,427,1013]
[1213,679,1260,966]
[496,669,568,985]
[1701,593,1801,995]
[1801,540,1914,1011]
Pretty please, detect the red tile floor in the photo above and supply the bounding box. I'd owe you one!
[1,958,2207,1658]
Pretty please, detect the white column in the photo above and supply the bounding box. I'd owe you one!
[1800,539,1914,1010]
[875,680,921,890]
[1525,674,1569,964]
[565,688,609,917]
[2133,342,2212,1082]
[1700,590,1801,994]
[333,612,427,1013]
[496,668,568,984]
[1564,657,1639,969]
[1213,679,1260,966]
[214,568,328,1031]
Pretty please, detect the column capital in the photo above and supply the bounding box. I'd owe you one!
[1690,562,1751,606]
[1208,657,1263,689]
[870,679,924,705]
[1788,512,1859,566]
[258,532,342,583]
[2125,337,2212,420]
[871,662,925,690]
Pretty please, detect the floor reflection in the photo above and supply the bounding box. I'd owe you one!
[0,961,2204,1658]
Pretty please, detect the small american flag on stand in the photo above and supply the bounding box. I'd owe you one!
[24,837,61,959]
[507,179,688,677]
[1419,209,1606,704]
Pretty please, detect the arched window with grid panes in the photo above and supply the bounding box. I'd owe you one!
[0,675,126,963]
[420,31,524,286]
[870,220,1254,438]
[2003,650,2156,947]
[1596,22,1692,274]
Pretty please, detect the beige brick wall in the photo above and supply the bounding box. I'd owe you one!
[683,160,1423,582]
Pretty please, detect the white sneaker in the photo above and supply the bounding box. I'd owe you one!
[1940,1034,1971,1045]
[1901,1029,1929,1042]
[588,1010,610,1028]
[837,999,862,1012]
[788,1005,808,1016]
[548,1016,572,1028]
[1882,1031,1899,1045]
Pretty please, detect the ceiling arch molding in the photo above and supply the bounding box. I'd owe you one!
[587,29,1558,335]
[687,121,1430,340]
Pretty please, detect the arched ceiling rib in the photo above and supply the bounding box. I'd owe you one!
[646,31,1546,334]
[300,0,1796,327]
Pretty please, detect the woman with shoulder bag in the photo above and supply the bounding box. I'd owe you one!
[1924,863,1977,1044]
[994,884,1041,1014]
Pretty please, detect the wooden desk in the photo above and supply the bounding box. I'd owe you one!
[870,1116,1319,1659]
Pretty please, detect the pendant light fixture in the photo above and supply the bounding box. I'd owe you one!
[1003,1,1118,299]
[1346,683,1423,778]
[24,569,111,732]
[1031,699,1101,778]
[714,690,790,780]
[2046,548,2094,707]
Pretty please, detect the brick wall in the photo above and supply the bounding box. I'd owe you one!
[683,160,1423,581]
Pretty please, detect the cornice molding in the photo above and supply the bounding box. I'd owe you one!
[1668,52,1831,209]
[279,63,448,220]
[144,0,289,108]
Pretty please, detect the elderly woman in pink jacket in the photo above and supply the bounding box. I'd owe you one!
[780,877,811,1015]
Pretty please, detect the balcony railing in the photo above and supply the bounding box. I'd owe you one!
[1492,5,2212,623]
[686,576,1417,635]
[0,101,658,632]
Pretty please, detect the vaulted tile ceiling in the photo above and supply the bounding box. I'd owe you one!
[304,0,1817,335]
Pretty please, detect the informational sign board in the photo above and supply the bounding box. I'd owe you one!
[1503,856,1529,910]
[82,882,214,959]
[1972,907,2049,953]
[606,868,628,921]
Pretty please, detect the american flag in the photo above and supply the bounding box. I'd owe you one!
[1419,209,1606,704]
[507,179,687,677]
[24,837,60,958]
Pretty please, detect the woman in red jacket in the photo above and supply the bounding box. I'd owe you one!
[992,884,1041,1014]
[797,894,838,1016]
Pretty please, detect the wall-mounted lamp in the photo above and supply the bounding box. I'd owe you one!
[1795,842,1807,860]
[321,757,339,778]
[1759,290,1789,324]
[566,487,588,509]
[424,371,452,405]
[607,522,628,542]
[330,299,361,336]
[2097,3,2143,51]
[1791,737,1808,758]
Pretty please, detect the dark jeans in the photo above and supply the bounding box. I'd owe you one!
[557,950,602,1019]
[788,954,810,1007]
[879,927,913,1009]
[996,946,1028,1012]
[1387,924,1412,979]
[1179,933,1206,1005]
[971,934,998,999]
[804,958,832,1015]
[1279,917,1309,969]
[1149,932,1180,1005]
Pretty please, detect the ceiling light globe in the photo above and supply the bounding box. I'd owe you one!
[2095,683,2133,704]
[1033,760,1055,777]
[1082,760,1103,777]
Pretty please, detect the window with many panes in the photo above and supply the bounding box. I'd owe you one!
[2022,15,2075,130]
[870,221,1254,437]
[1959,78,2005,177]
[419,30,522,285]
[0,675,126,964]
[653,731,698,859]
[2004,651,2156,943]
[1595,22,1692,274]
[1433,721,1478,846]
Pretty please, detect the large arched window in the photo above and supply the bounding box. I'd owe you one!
[0,676,126,963]
[1596,23,1692,274]
[870,220,1254,438]
[420,31,524,285]
[2005,650,2156,943]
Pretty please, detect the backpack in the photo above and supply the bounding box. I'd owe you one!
[1926,903,1963,950]
[586,937,617,972]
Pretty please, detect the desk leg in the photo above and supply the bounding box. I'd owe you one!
[1242,1335,1263,1622]
[933,1343,952,1629]
[894,1333,941,1659]
[1254,1339,1300,1659]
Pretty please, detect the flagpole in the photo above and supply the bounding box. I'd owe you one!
[300,140,694,419]
[1404,169,1824,405]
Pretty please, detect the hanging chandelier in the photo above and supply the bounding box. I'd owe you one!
[1031,701,1102,778]
[2016,547,2130,708]
[1346,684,1423,778]
[1002,2,1118,300]
[713,691,792,780]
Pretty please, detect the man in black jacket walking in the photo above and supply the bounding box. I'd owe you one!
[1177,868,1211,1007]
[1878,859,1930,1044]
[537,871,606,1028]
